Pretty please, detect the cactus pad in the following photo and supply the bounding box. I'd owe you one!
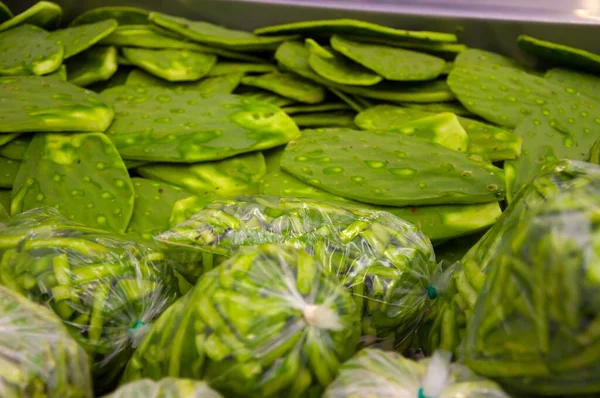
[127,177,192,240]
[0,134,30,159]
[241,72,326,104]
[0,76,114,133]
[331,35,446,81]
[47,63,67,80]
[292,111,356,127]
[283,102,351,114]
[329,88,365,112]
[0,24,63,76]
[149,12,296,51]
[281,128,505,206]
[255,19,457,43]
[545,68,600,102]
[66,46,118,87]
[0,132,20,147]
[102,85,300,162]
[126,68,243,95]
[207,61,277,76]
[308,43,383,86]
[168,194,217,227]
[305,38,334,58]
[70,6,149,26]
[137,151,266,197]
[11,132,134,233]
[342,35,467,58]
[0,156,19,188]
[48,19,117,59]
[400,101,474,116]
[236,87,296,106]
[518,34,600,74]
[122,48,217,82]
[0,1,62,32]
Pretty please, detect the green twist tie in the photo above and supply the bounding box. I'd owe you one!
[426,284,438,300]
[418,387,432,398]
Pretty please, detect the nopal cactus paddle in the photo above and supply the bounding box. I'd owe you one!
[67,46,118,87]
[281,127,505,206]
[122,48,217,82]
[0,24,63,76]
[236,87,296,107]
[0,76,114,133]
[0,156,19,188]
[545,67,600,102]
[207,61,277,76]
[283,102,351,114]
[126,69,243,95]
[11,132,134,233]
[137,152,266,197]
[48,19,118,59]
[101,85,300,162]
[106,378,223,398]
[70,6,149,26]
[0,1,62,32]
[0,132,19,147]
[0,134,30,160]
[241,72,326,104]
[518,34,600,74]
[330,35,447,81]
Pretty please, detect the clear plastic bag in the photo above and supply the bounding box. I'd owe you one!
[324,349,509,398]
[0,207,181,391]
[122,243,361,397]
[103,378,223,398]
[156,195,449,345]
[0,285,93,398]
[462,162,600,395]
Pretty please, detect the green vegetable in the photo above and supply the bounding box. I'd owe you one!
[0,156,19,188]
[207,61,276,76]
[168,194,217,228]
[281,127,505,206]
[0,24,63,76]
[241,72,326,104]
[66,46,118,87]
[88,67,131,92]
[11,132,134,233]
[0,76,114,133]
[330,35,447,81]
[329,88,366,112]
[324,349,509,398]
[105,378,223,398]
[101,85,300,162]
[122,243,361,397]
[149,12,296,51]
[283,102,351,114]
[400,101,474,117]
[70,6,149,26]
[49,64,67,80]
[292,111,356,127]
[341,35,468,58]
[235,87,296,106]
[0,285,93,398]
[122,48,217,82]
[0,208,180,391]
[0,132,19,147]
[48,19,118,59]
[0,1,62,32]
[518,34,600,74]
[126,69,243,95]
[0,134,29,160]
[588,140,600,164]
[136,152,266,197]
[544,68,600,102]
[255,19,458,43]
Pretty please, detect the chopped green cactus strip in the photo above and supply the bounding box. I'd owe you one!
[0,285,93,397]
[0,1,62,32]
[0,76,114,133]
[545,68,600,102]
[292,111,356,128]
[149,12,296,51]
[0,156,19,188]
[0,1,12,23]
[343,35,467,57]
[255,19,457,43]
[11,132,134,233]
[168,195,217,227]
[241,72,326,104]
[102,85,300,162]
[260,171,501,241]
[66,45,118,87]
[207,61,276,76]
[400,101,474,117]
[137,152,266,197]
[127,177,192,240]
[48,19,117,60]
[70,6,149,26]
[329,88,365,112]
[276,41,455,103]
[331,35,446,81]
[0,132,20,148]
[0,24,63,76]
[588,140,600,164]
[236,87,296,107]
[122,48,217,82]
[0,135,30,160]
[106,378,223,398]
[126,68,243,94]
[0,189,9,210]
[306,40,382,86]
[281,128,505,206]
[283,102,351,114]
[518,34,600,74]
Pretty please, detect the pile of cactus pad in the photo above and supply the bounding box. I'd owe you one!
[0,0,599,396]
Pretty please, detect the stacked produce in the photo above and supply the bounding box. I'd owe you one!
[122,244,362,397]
[0,207,180,391]
[0,0,598,396]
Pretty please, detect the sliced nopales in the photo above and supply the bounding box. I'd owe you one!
[48,19,118,59]
[0,1,62,32]
[101,85,300,162]
[0,76,114,133]
[67,45,118,87]
[0,24,63,76]
[11,132,135,233]
[281,127,505,206]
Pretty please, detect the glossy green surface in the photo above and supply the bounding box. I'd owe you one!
[241,72,326,104]
[0,24,63,76]
[0,1,61,32]
[66,46,118,87]
[518,34,600,74]
[70,6,149,26]
[48,19,117,59]
[122,48,217,82]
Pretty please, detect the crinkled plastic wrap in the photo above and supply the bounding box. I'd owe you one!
[122,243,361,397]
[324,349,509,398]
[0,285,93,398]
[0,208,180,391]
[463,165,600,395]
[104,378,223,398]
[419,160,600,355]
[156,195,447,345]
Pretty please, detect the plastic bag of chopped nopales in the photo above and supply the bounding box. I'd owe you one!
[103,378,223,398]
[0,284,93,398]
[324,349,509,398]
[155,195,456,347]
[0,207,180,392]
[122,243,362,397]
